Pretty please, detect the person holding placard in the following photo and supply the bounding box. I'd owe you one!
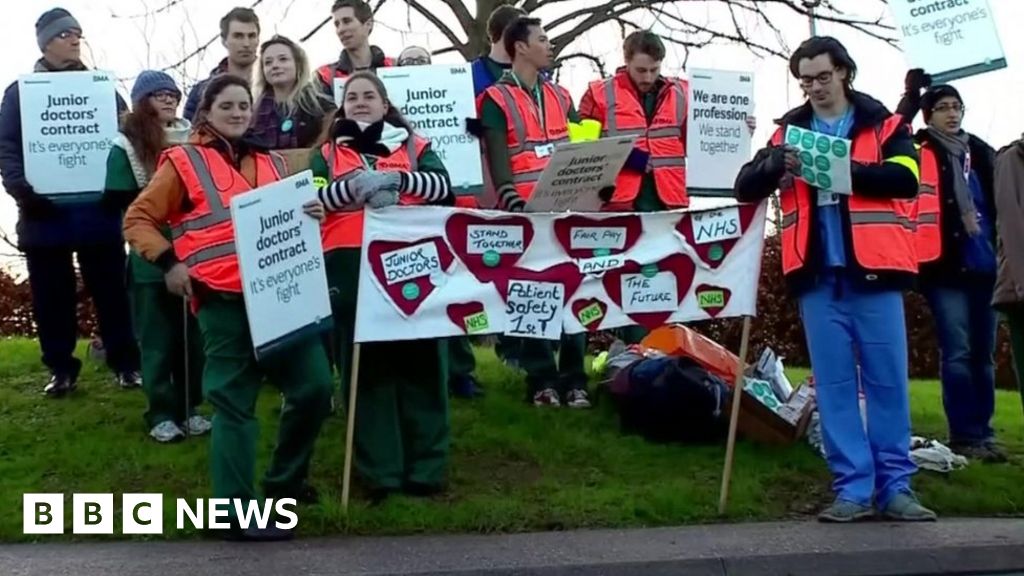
[103,70,211,443]
[315,0,394,99]
[476,16,590,409]
[0,7,140,396]
[123,75,332,541]
[734,37,934,523]
[312,71,454,500]
[183,7,260,122]
[251,35,336,150]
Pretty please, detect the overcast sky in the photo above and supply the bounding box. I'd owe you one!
[1,0,1021,273]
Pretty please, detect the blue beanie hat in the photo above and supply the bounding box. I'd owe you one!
[36,7,82,51]
[131,70,181,104]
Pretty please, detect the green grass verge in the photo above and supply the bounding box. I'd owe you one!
[0,339,1021,542]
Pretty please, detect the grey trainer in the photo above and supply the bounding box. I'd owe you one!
[882,492,937,522]
[818,499,875,523]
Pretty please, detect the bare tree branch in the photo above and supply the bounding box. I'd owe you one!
[157,0,266,72]
[404,0,469,55]
[556,52,608,78]
[110,0,189,18]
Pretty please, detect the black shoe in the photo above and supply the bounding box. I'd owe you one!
[115,370,142,389]
[403,481,445,498]
[43,372,77,397]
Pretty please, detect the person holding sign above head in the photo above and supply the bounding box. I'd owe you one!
[183,7,260,123]
[315,0,394,100]
[0,7,140,397]
[312,71,454,500]
[734,37,934,523]
[476,16,590,409]
[123,75,332,541]
[103,70,211,443]
[251,35,336,150]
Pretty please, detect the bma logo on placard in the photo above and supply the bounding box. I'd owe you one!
[23,494,298,534]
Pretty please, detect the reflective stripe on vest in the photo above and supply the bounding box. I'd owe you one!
[483,82,571,200]
[319,136,428,251]
[773,115,918,276]
[596,74,688,209]
[915,144,942,263]
[165,144,284,293]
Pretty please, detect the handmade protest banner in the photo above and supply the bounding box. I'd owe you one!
[332,78,347,108]
[353,200,768,343]
[526,136,636,212]
[378,65,483,192]
[889,0,1006,82]
[784,125,852,198]
[686,68,754,194]
[230,170,332,358]
[18,70,118,196]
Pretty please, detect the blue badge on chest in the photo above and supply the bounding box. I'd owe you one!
[281,119,293,133]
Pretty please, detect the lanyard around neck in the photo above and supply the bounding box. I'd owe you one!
[511,72,546,135]
[812,106,853,137]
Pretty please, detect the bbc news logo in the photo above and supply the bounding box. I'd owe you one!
[23,494,298,534]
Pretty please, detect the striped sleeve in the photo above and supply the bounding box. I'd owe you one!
[398,171,450,202]
[497,183,526,212]
[317,175,358,212]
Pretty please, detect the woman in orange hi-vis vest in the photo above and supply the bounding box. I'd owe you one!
[123,75,332,542]
[310,71,454,502]
[734,37,935,524]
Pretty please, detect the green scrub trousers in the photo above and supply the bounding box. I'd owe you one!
[519,333,588,400]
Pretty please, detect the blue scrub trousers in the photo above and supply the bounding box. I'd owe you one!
[798,275,917,508]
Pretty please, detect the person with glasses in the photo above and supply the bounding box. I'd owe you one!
[396,46,431,67]
[0,7,140,397]
[734,36,934,523]
[251,35,336,150]
[899,79,1004,463]
[103,71,211,443]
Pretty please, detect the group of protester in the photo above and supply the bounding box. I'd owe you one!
[1,0,1023,541]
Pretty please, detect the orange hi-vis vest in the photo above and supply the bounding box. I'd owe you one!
[479,81,572,200]
[320,135,429,251]
[316,57,395,87]
[164,145,286,293]
[772,115,918,277]
[915,142,941,263]
[587,73,689,209]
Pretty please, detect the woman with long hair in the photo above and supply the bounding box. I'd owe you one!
[251,35,335,149]
[312,71,453,501]
[123,75,332,541]
[104,70,208,443]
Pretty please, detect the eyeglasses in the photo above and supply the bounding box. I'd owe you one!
[58,30,83,41]
[150,91,180,102]
[931,103,965,114]
[798,69,836,87]
[398,56,430,66]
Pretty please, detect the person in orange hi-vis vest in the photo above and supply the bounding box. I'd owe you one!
[475,16,590,409]
[123,75,331,542]
[734,37,936,524]
[314,0,394,101]
[578,30,757,346]
[311,71,454,502]
[895,77,1004,463]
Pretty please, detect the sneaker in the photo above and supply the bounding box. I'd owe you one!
[43,372,77,398]
[817,498,875,523]
[184,414,212,436]
[116,370,142,389]
[565,389,591,409]
[983,441,1009,463]
[951,441,1007,463]
[533,387,561,407]
[881,492,937,522]
[150,420,186,443]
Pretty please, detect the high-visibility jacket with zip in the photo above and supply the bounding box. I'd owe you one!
[316,57,395,89]
[915,142,941,263]
[585,72,689,209]
[164,144,287,293]
[773,115,919,277]
[320,135,429,251]
[478,81,572,200]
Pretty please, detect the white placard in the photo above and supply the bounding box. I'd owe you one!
[230,170,331,357]
[784,125,852,195]
[692,207,741,245]
[503,280,564,340]
[381,242,442,285]
[332,77,347,108]
[526,136,636,213]
[621,271,678,313]
[570,226,627,250]
[18,70,118,195]
[888,0,1006,82]
[686,68,754,192]
[576,254,625,275]
[467,224,524,254]
[378,65,483,190]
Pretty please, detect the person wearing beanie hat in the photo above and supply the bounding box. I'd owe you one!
[0,7,137,397]
[907,78,1004,463]
[131,71,182,105]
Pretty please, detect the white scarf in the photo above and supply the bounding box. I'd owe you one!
[115,118,192,187]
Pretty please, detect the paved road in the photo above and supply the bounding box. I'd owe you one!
[2,518,1023,575]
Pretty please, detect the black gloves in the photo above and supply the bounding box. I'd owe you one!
[10,184,57,219]
[598,186,615,203]
[465,117,484,138]
[904,68,932,97]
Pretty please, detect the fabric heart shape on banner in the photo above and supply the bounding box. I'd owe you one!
[446,301,489,335]
[601,253,697,330]
[552,214,643,260]
[694,284,732,318]
[366,237,455,317]
[445,213,534,283]
[675,202,760,269]
[494,262,585,305]
[571,298,609,332]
